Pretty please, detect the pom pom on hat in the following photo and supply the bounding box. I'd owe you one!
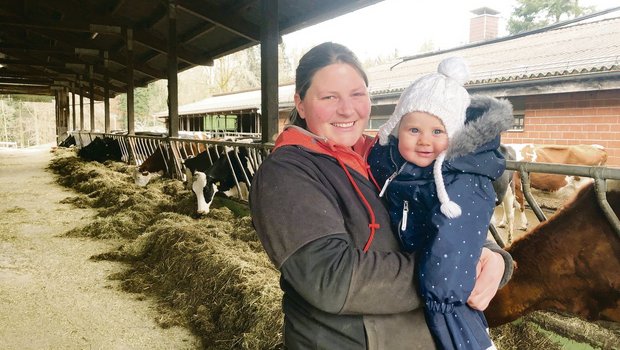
[438,57,470,86]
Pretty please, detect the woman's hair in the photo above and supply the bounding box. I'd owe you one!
[288,42,368,128]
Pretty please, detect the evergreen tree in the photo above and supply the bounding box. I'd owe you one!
[508,0,595,34]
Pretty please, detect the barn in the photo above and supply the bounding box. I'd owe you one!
[2,1,620,349]
[158,7,620,167]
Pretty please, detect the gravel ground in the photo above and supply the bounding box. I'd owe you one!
[0,145,202,350]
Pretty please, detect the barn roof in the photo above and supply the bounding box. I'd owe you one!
[0,0,382,100]
[159,9,620,118]
[368,8,620,99]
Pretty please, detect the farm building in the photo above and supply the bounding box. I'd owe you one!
[160,7,620,167]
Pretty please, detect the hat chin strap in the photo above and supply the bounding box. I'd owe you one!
[434,151,462,219]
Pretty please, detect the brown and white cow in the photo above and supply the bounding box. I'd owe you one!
[497,144,607,235]
[492,145,517,244]
[485,180,620,327]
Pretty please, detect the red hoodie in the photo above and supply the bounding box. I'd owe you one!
[273,126,380,251]
[273,126,376,180]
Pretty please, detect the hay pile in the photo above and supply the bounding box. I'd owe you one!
[49,149,283,349]
[49,148,616,350]
[490,319,563,350]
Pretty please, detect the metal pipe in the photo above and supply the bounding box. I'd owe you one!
[517,164,547,223]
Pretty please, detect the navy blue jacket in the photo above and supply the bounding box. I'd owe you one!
[368,96,514,349]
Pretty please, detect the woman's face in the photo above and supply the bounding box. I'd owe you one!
[295,63,371,147]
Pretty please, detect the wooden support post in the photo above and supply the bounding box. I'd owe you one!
[103,51,111,133]
[167,0,179,138]
[89,67,95,132]
[71,87,76,131]
[79,83,84,130]
[260,0,279,144]
[126,28,135,135]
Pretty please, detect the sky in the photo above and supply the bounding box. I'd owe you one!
[282,0,619,60]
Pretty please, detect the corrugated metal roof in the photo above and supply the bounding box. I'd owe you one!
[368,14,620,96]
[166,12,620,117]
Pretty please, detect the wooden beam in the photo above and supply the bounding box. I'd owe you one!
[126,28,135,135]
[176,0,260,42]
[132,28,214,66]
[2,3,214,67]
[23,27,167,80]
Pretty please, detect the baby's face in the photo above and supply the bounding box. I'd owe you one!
[397,111,449,167]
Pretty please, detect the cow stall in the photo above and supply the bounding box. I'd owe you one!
[57,135,620,348]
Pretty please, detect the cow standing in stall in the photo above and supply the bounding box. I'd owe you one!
[497,144,608,234]
[77,137,122,163]
[58,135,76,148]
[485,180,620,326]
[492,144,517,244]
[133,139,207,187]
[184,143,259,215]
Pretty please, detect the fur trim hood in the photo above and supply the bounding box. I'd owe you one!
[445,95,514,160]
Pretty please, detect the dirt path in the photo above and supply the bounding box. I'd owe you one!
[0,145,201,350]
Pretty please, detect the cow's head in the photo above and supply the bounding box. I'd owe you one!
[192,171,218,215]
[133,167,163,187]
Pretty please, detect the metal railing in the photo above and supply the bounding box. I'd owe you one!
[72,132,620,240]
[507,161,620,235]
[73,131,271,201]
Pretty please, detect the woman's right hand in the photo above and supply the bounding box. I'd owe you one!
[467,248,504,311]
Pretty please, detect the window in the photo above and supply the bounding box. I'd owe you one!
[204,114,238,131]
[511,113,524,131]
[506,97,525,132]
[368,116,389,130]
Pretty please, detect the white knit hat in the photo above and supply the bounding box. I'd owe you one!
[377,57,471,218]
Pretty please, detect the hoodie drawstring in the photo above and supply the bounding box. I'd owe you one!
[333,155,379,252]
[367,165,383,192]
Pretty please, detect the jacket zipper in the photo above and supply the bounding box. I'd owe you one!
[379,171,397,197]
[378,163,408,198]
[400,200,409,231]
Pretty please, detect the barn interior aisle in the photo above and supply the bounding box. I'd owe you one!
[0,145,201,350]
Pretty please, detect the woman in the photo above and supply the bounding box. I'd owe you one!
[249,42,513,349]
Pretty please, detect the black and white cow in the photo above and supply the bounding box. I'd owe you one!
[58,135,76,148]
[184,144,259,215]
[77,137,122,163]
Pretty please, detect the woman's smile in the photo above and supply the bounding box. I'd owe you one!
[332,121,356,128]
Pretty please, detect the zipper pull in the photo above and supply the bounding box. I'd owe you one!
[379,171,398,197]
[401,200,409,231]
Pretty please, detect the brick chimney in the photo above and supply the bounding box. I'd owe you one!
[469,7,500,43]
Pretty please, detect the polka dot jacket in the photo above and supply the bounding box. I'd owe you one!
[367,95,514,350]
